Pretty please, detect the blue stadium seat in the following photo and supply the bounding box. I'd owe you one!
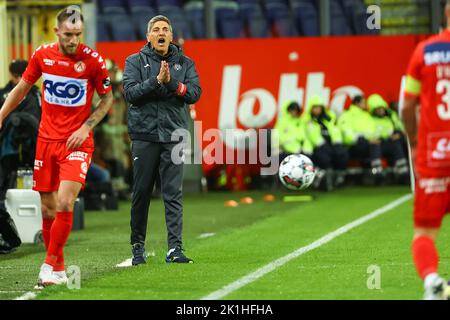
[215,2,244,38]
[128,0,154,14]
[131,8,156,39]
[330,0,352,35]
[158,4,185,19]
[99,0,127,14]
[341,0,372,35]
[154,0,180,8]
[238,0,270,38]
[127,0,153,7]
[170,16,193,40]
[264,2,298,37]
[96,16,111,42]
[291,0,320,36]
[109,14,138,41]
[184,1,205,39]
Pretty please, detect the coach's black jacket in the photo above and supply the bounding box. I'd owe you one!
[123,43,201,142]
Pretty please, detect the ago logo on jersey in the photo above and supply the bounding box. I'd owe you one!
[42,72,87,107]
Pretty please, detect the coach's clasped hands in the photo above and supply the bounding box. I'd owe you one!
[66,124,90,150]
[157,60,170,84]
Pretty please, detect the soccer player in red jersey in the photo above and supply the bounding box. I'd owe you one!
[402,1,450,300]
[0,6,113,287]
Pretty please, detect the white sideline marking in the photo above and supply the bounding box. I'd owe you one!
[198,233,216,239]
[116,258,133,268]
[0,290,26,293]
[116,251,156,268]
[201,194,413,300]
[14,291,38,300]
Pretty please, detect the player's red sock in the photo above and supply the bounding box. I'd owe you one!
[45,212,73,267]
[42,218,54,250]
[412,235,438,280]
[54,252,65,272]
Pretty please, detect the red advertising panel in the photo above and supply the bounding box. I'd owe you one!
[98,35,423,175]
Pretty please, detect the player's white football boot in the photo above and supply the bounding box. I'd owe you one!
[424,275,448,300]
[53,271,68,285]
[34,263,61,289]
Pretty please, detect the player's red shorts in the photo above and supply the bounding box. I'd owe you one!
[33,138,93,192]
[414,176,450,228]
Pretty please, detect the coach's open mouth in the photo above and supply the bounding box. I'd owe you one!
[158,38,165,44]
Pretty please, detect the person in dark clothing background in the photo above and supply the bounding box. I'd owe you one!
[123,15,201,265]
[0,60,41,195]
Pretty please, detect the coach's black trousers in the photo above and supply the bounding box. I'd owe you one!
[130,140,184,250]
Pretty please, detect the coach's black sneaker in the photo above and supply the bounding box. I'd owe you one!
[131,243,147,266]
[165,246,193,264]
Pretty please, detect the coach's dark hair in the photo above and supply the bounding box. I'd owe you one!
[352,95,364,105]
[56,5,84,26]
[147,15,172,33]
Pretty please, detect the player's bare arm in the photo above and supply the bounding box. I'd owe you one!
[0,79,33,130]
[402,96,418,143]
[66,90,113,150]
[402,96,418,167]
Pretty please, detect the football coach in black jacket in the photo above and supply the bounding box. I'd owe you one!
[123,15,201,265]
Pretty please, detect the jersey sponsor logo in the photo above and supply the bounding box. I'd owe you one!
[428,133,450,167]
[82,47,106,69]
[67,151,88,161]
[58,61,70,67]
[81,161,88,174]
[424,43,450,65]
[74,61,86,72]
[34,159,43,170]
[419,177,450,194]
[43,58,55,66]
[42,73,87,107]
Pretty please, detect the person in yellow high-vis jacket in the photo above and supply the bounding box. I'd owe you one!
[302,95,348,191]
[367,93,409,184]
[337,95,384,184]
[273,101,312,161]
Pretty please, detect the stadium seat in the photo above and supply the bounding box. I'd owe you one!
[154,0,180,8]
[291,0,320,36]
[171,15,194,40]
[127,0,153,8]
[184,1,205,39]
[131,8,156,39]
[97,16,111,41]
[98,0,127,15]
[128,0,154,14]
[238,0,271,38]
[263,2,298,37]
[341,0,372,35]
[215,1,244,38]
[330,0,352,35]
[109,14,138,41]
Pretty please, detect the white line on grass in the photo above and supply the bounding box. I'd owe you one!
[14,291,38,300]
[201,193,413,300]
[116,251,156,268]
[198,233,216,239]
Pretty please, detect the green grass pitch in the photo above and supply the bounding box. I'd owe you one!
[1,186,449,300]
